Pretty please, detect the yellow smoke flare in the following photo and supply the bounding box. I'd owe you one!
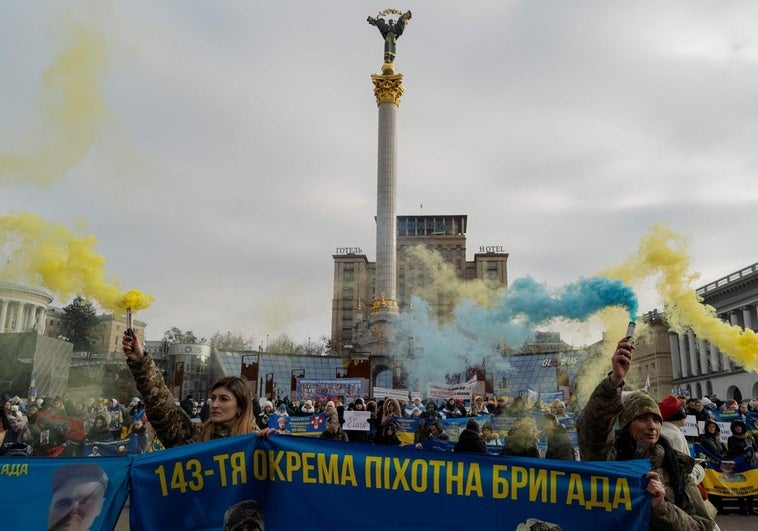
[0,24,107,184]
[0,212,154,314]
[602,224,758,373]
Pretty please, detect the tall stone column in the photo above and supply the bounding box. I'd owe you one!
[0,300,6,333]
[34,306,46,334]
[708,342,720,372]
[669,332,682,379]
[678,334,690,376]
[687,330,698,375]
[370,68,404,319]
[742,306,753,331]
[724,311,740,370]
[14,302,25,332]
[21,303,30,331]
[698,338,709,373]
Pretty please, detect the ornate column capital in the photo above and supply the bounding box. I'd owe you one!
[371,295,399,317]
[371,73,404,106]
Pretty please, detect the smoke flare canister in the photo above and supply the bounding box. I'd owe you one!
[126,308,133,337]
[626,321,636,340]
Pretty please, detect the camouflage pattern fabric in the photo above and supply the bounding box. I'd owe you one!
[578,377,715,531]
[127,354,232,448]
[577,377,623,461]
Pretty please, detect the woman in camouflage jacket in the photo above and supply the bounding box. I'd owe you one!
[577,336,716,531]
[123,330,267,448]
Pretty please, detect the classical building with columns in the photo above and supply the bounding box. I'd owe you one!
[0,281,52,334]
[0,281,148,397]
[0,281,72,397]
[670,262,758,401]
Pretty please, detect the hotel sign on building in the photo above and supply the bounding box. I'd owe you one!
[478,245,506,253]
[335,247,365,255]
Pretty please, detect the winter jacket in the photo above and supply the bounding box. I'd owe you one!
[727,420,756,465]
[577,376,716,531]
[500,433,540,458]
[544,424,576,461]
[453,428,487,454]
[697,421,726,459]
[320,429,349,442]
[86,414,114,443]
[660,421,690,456]
[127,354,235,448]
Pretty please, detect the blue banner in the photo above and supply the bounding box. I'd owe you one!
[82,434,142,456]
[2,434,654,530]
[0,457,129,530]
[130,434,259,531]
[129,434,652,530]
[268,413,326,436]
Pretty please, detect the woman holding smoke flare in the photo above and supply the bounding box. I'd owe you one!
[122,329,273,447]
[577,334,716,530]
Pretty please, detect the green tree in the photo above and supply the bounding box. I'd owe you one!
[305,335,329,356]
[266,333,297,354]
[210,331,256,350]
[266,333,328,355]
[60,296,99,351]
[163,327,199,344]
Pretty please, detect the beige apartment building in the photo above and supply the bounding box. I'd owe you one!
[331,214,508,352]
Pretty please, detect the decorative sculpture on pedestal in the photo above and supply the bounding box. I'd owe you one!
[367,9,412,74]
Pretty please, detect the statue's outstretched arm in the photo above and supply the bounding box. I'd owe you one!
[395,22,404,39]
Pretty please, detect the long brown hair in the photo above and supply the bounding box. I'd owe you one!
[0,406,9,432]
[200,377,257,441]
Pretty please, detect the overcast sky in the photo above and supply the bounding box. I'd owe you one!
[2,1,757,347]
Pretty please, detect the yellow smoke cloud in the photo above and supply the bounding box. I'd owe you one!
[0,23,107,184]
[601,224,758,373]
[573,307,632,400]
[403,244,501,315]
[0,212,154,314]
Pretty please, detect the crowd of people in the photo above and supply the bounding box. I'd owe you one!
[0,391,149,457]
[1,328,756,526]
[248,390,579,456]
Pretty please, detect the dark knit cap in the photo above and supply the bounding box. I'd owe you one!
[224,499,264,531]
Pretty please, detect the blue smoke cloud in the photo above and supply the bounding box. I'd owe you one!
[392,276,637,389]
[495,276,638,323]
